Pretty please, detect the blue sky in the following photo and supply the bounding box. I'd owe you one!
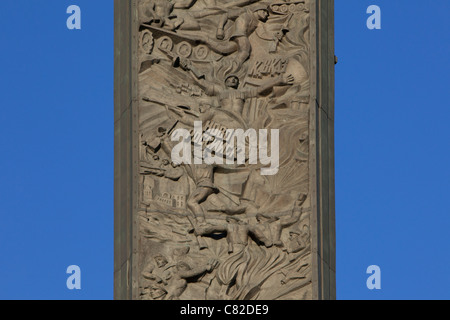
[335,0,450,299]
[0,0,448,300]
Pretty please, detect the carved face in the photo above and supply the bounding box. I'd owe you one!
[199,104,211,113]
[225,76,239,89]
[154,255,168,268]
[289,232,299,240]
[256,9,269,22]
[176,262,191,271]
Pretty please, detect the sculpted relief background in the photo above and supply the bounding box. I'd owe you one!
[136,0,313,300]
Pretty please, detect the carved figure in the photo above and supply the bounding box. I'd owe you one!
[195,216,272,252]
[142,254,173,285]
[180,64,295,115]
[199,4,270,68]
[165,259,218,299]
[139,0,200,30]
[194,216,273,298]
[254,193,306,247]
[283,229,306,261]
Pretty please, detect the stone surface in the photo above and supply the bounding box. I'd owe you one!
[114,0,335,300]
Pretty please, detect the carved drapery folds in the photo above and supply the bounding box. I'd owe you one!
[137,0,312,300]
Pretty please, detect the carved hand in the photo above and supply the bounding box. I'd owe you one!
[179,57,191,71]
[206,258,219,271]
[281,73,295,85]
[275,30,284,41]
[264,239,273,248]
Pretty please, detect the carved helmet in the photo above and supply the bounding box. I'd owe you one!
[225,74,239,82]
[153,254,167,262]
[251,3,269,12]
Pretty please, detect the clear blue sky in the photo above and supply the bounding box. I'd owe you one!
[0,0,448,300]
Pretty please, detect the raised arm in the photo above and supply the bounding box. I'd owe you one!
[255,73,295,96]
[176,58,216,94]
[280,193,307,227]
[279,213,300,228]
[195,223,228,236]
[190,75,216,95]
[178,266,208,279]
[178,259,218,279]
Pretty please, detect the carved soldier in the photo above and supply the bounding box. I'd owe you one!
[199,4,270,68]
[195,216,273,253]
[141,254,173,285]
[215,2,268,39]
[255,214,299,247]
[255,193,306,247]
[153,128,216,250]
[159,132,217,218]
[284,229,306,261]
[183,71,295,115]
[141,154,184,181]
[165,259,218,300]
[194,216,273,299]
[139,0,200,30]
[186,164,217,220]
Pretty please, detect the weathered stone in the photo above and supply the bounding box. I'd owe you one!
[115,0,335,300]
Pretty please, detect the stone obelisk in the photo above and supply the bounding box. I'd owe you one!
[114,0,335,300]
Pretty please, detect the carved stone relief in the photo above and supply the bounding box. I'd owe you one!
[136,0,312,300]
